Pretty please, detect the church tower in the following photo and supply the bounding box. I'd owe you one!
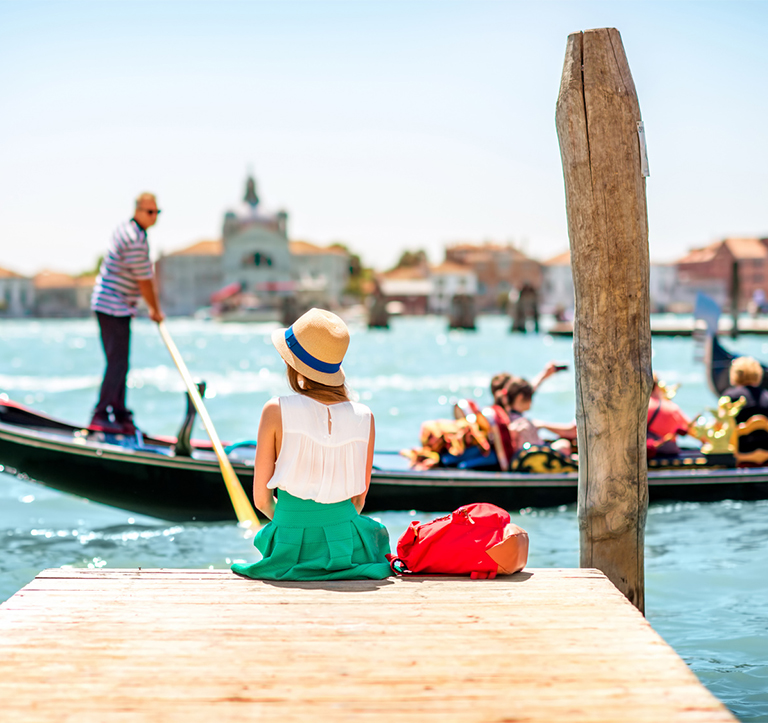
[221,175,293,304]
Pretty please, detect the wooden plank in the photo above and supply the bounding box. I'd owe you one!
[0,568,735,722]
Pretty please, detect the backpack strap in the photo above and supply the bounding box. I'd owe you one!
[483,405,515,470]
[387,555,409,575]
[647,398,662,439]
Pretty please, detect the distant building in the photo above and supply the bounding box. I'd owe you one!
[33,271,95,317]
[541,251,681,313]
[156,240,224,317]
[649,262,678,312]
[289,240,351,310]
[541,251,573,315]
[0,266,34,317]
[222,176,292,308]
[155,177,352,316]
[377,266,433,316]
[676,238,768,311]
[428,261,478,314]
[444,242,542,312]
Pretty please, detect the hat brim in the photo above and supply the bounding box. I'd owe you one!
[271,327,346,386]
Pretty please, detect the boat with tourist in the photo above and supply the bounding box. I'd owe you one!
[2,374,768,522]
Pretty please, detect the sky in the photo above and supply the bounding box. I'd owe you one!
[1,0,767,276]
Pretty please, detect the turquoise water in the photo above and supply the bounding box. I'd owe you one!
[1,316,767,721]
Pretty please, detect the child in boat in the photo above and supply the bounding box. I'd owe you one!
[501,376,575,455]
[231,308,392,581]
[490,361,563,406]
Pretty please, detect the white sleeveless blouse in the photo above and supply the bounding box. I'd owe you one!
[267,395,373,504]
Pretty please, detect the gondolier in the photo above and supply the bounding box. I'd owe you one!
[89,193,165,434]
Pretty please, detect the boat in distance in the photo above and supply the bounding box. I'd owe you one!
[2,394,768,523]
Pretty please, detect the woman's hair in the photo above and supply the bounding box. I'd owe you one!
[286,365,350,403]
[490,372,512,405]
[503,376,533,405]
[730,356,764,387]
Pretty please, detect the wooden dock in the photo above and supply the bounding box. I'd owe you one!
[0,568,735,722]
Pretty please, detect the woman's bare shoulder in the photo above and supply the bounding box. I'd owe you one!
[260,397,282,424]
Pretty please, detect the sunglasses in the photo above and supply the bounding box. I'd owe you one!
[140,208,162,216]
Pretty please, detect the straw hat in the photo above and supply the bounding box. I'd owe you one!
[272,308,349,385]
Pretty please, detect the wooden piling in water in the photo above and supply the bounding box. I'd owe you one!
[556,28,652,612]
[0,568,736,722]
[730,260,740,339]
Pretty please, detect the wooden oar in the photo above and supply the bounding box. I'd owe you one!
[157,321,260,527]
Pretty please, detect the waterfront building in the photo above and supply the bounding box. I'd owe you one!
[289,240,351,310]
[444,242,542,312]
[0,266,34,317]
[649,262,679,312]
[676,237,768,311]
[156,240,224,317]
[377,266,433,316]
[541,251,573,316]
[428,261,478,314]
[541,251,682,314]
[155,177,352,316]
[33,271,94,318]
[221,176,292,309]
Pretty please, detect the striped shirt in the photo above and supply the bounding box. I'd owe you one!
[91,219,154,317]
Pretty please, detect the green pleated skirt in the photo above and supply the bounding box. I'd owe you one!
[231,490,393,581]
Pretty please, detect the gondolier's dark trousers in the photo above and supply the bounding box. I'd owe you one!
[94,312,131,419]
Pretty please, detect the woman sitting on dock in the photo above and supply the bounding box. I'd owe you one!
[231,308,392,581]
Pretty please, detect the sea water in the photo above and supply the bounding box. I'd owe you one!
[1,316,766,721]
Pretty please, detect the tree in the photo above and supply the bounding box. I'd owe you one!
[78,255,103,277]
[329,242,371,300]
[392,249,428,270]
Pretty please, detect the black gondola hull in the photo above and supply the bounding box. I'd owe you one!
[707,333,768,396]
[3,419,768,522]
[0,426,242,521]
[4,395,768,521]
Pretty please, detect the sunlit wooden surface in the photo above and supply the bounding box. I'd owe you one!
[0,568,735,722]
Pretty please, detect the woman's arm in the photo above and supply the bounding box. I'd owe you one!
[251,399,281,520]
[351,414,376,513]
[532,419,577,439]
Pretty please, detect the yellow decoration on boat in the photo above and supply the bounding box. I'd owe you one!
[511,446,579,474]
[657,380,679,400]
[691,396,745,455]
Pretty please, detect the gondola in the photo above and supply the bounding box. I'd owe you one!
[693,291,768,396]
[706,332,768,397]
[2,392,768,522]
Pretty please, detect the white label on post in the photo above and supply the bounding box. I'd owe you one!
[637,121,650,177]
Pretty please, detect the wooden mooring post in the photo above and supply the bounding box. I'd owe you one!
[556,28,652,612]
[730,260,740,339]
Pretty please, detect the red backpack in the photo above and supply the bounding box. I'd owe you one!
[389,503,529,579]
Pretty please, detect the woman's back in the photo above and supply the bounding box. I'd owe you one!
[232,307,391,581]
[271,395,372,504]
